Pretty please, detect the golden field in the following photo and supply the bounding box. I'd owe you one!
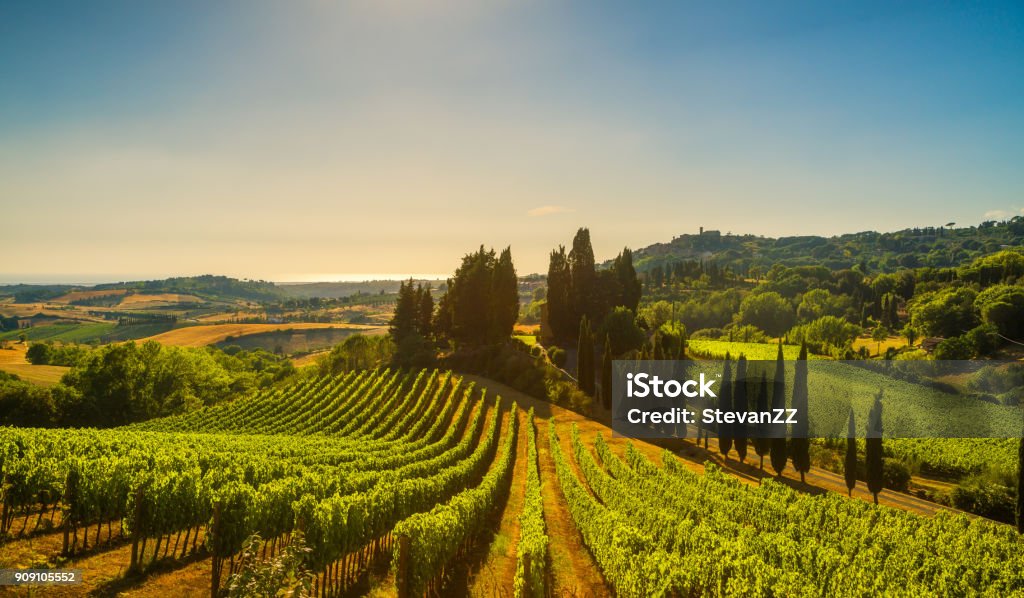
[0,344,70,386]
[139,323,384,347]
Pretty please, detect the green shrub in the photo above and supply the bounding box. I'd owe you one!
[882,458,911,493]
[548,347,566,368]
[951,476,1016,524]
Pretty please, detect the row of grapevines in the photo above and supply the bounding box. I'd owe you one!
[514,408,547,598]
[292,396,505,571]
[547,420,688,597]
[391,403,519,596]
[584,430,1024,596]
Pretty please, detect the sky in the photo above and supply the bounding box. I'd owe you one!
[1,1,1022,283]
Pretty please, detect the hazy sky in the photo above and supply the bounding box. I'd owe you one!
[2,1,1022,282]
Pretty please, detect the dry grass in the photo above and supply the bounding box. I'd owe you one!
[119,293,204,306]
[291,350,329,368]
[138,323,384,347]
[467,410,529,597]
[195,310,263,323]
[852,334,909,356]
[0,301,111,323]
[0,345,69,386]
[50,289,128,304]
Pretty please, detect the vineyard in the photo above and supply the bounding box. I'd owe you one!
[0,369,525,596]
[552,423,1024,597]
[1,368,1022,596]
[685,340,1022,477]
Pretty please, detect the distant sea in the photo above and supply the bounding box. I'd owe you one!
[0,273,448,285]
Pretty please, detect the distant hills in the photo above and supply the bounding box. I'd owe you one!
[625,217,1024,275]
[5,219,1023,304]
[0,275,447,304]
[0,275,282,304]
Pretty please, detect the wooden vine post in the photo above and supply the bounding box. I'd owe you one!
[396,534,411,598]
[128,487,144,572]
[523,553,532,596]
[210,500,222,598]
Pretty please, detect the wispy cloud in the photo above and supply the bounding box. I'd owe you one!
[984,208,1024,219]
[528,205,574,217]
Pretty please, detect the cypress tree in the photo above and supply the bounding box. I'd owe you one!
[417,284,434,338]
[432,278,454,340]
[576,316,595,396]
[734,355,748,464]
[449,246,495,345]
[613,248,642,313]
[845,409,857,497]
[770,341,788,476]
[1016,436,1024,533]
[546,246,572,341]
[866,389,885,505]
[389,279,419,343]
[651,333,664,360]
[568,228,596,328]
[490,247,519,342]
[601,334,613,410]
[718,354,733,459]
[754,371,770,470]
[790,342,810,483]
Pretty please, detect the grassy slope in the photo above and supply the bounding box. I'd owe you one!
[138,322,383,347]
[0,322,175,344]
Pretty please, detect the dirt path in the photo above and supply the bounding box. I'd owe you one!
[115,557,210,597]
[467,409,528,598]
[462,376,610,597]
[537,420,610,598]
[0,525,209,597]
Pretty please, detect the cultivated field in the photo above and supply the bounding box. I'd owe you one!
[119,293,205,306]
[50,289,129,304]
[0,344,70,386]
[2,370,1019,597]
[137,323,384,347]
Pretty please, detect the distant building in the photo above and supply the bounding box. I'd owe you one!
[920,337,945,353]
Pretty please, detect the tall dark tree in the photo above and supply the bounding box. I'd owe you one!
[417,284,434,338]
[887,294,899,328]
[790,342,810,483]
[650,332,664,360]
[866,389,885,505]
[770,342,788,476]
[601,334,613,410]
[449,246,494,344]
[649,265,664,288]
[718,354,733,459]
[432,279,454,340]
[546,246,573,341]
[439,246,520,346]
[613,248,642,313]
[1017,437,1024,533]
[576,316,595,396]
[845,409,857,497]
[754,371,770,470]
[569,228,596,327]
[389,279,419,343]
[733,355,748,463]
[490,247,519,341]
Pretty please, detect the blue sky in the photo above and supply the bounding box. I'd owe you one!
[1,1,1022,281]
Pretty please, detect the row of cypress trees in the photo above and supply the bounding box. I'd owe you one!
[546,228,641,343]
[703,342,888,504]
